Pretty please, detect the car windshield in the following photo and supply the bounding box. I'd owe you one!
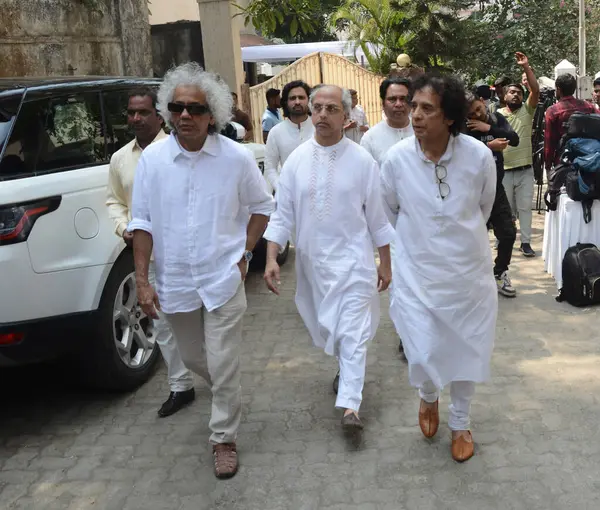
[0,96,22,158]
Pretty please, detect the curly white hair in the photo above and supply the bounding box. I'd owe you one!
[308,85,352,117]
[157,62,233,133]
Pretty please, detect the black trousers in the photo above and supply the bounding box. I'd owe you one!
[487,183,517,276]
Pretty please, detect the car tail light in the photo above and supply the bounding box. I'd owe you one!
[0,196,61,246]
[0,332,24,345]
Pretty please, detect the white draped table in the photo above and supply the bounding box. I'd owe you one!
[542,193,600,289]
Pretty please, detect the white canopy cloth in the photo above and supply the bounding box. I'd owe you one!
[380,135,498,388]
[543,193,600,289]
[241,41,379,63]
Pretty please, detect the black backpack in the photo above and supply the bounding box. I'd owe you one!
[566,113,600,141]
[544,162,573,211]
[556,243,600,307]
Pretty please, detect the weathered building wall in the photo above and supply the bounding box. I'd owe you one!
[151,21,204,78]
[0,0,152,77]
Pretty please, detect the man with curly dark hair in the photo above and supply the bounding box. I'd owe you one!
[381,73,498,463]
[264,80,313,194]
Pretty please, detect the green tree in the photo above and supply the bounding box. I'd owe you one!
[393,0,474,69]
[236,0,342,43]
[459,0,600,82]
[332,0,477,74]
[331,0,410,74]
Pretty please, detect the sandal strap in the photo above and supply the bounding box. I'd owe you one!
[213,443,238,475]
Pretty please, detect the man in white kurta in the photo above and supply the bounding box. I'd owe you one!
[360,76,415,358]
[264,85,394,430]
[264,80,314,194]
[381,74,497,462]
[344,89,369,143]
[360,77,414,166]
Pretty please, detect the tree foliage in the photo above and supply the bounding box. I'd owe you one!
[235,0,341,43]
[460,0,600,82]
[241,0,600,82]
[331,0,410,74]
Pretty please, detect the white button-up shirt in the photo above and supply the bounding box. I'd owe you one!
[264,117,314,193]
[128,133,275,314]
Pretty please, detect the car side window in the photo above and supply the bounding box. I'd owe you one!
[0,93,105,178]
[103,90,135,158]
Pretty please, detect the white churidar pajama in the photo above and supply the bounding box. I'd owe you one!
[264,137,395,412]
[380,134,498,429]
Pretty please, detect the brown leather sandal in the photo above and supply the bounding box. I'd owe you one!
[213,443,238,479]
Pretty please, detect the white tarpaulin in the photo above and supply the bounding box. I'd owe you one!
[241,40,378,63]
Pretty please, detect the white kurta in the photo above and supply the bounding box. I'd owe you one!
[380,134,498,388]
[360,119,414,166]
[264,117,315,193]
[264,137,395,358]
[345,106,369,144]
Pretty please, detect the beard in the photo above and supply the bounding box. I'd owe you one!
[289,106,308,117]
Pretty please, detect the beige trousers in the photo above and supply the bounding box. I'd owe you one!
[165,284,247,444]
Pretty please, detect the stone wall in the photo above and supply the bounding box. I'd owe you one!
[151,21,204,78]
[0,0,152,77]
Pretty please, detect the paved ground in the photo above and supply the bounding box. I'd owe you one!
[1,213,600,510]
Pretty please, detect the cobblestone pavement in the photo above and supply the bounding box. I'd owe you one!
[2,214,600,510]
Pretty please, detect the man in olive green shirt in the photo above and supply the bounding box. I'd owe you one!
[498,52,539,257]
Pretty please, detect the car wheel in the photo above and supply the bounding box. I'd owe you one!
[79,249,160,391]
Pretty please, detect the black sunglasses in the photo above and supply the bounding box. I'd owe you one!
[167,102,210,115]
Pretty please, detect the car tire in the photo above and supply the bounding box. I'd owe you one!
[77,249,160,391]
[250,238,290,271]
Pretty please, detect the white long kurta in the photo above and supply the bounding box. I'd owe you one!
[380,134,498,388]
[264,137,395,358]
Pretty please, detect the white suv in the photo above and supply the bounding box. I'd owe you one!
[0,77,276,389]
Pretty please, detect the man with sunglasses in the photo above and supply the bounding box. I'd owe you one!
[128,63,274,479]
[263,85,394,431]
[381,74,497,463]
[106,88,195,418]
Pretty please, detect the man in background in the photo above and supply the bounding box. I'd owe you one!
[360,77,414,166]
[360,76,414,358]
[231,91,253,141]
[498,52,539,258]
[592,76,600,112]
[544,73,595,173]
[264,80,313,194]
[490,76,511,114]
[106,88,195,418]
[465,91,519,298]
[344,89,369,143]
[262,88,281,143]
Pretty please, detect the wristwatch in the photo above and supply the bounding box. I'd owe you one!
[243,250,253,263]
